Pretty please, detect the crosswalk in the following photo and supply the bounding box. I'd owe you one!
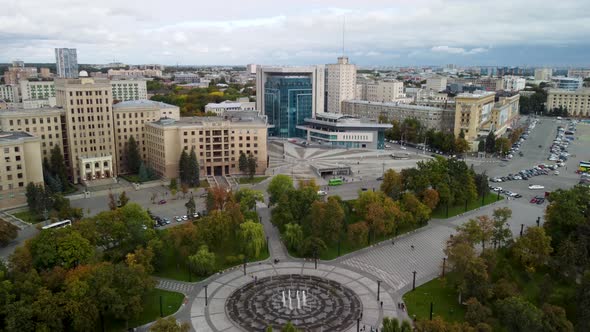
[156,279,195,294]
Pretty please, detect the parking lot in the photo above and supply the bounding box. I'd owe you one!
[476,117,590,204]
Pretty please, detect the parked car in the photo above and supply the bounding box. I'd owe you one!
[317,190,328,196]
[528,184,545,190]
[158,199,167,205]
[174,216,182,222]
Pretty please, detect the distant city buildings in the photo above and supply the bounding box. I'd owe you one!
[358,80,404,102]
[426,76,447,92]
[111,79,148,101]
[246,64,257,75]
[567,69,590,79]
[0,85,19,102]
[547,89,590,117]
[534,68,552,81]
[19,80,55,100]
[107,68,163,78]
[55,48,79,78]
[3,62,38,84]
[326,56,357,113]
[256,66,325,138]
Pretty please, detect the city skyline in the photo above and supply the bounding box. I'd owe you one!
[1,0,590,66]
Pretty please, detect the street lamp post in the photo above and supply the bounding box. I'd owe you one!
[204,284,208,306]
[314,249,318,269]
[337,238,341,257]
[442,257,447,277]
[520,224,524,237]
[243,257,247,276]
[536,216,540,227]
[377,280,381,301]
[412,271,417,291]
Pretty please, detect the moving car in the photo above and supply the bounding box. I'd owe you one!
[317,190,327,196]
[528,184,545,190]
[158,199,167,205]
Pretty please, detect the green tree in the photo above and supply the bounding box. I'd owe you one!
[247,153,257,178]
[239,152,248,174]
[49,145,69,190]
[138,161,149,182]
[478,139,485,153]
[544,186,590,249]
[188,147,200,187]
[235,188,264,213]
[178,150,189,184]
[118,191,130,207]
[512,226,553,272]
[380,169,403,200]
[495,296,543,332]
[29,227,94,270]
[541,304,573,332]
[188,245,216,276]
[492,207,513,248]
[267,175,294,206]
[455,137,471,154]
[576,271,590,332]
[284,223,303,251]
[169,178,178,191]
[465,297,492,326]
[485,132,496,154]
[0,219,18,246]
[495,137,511,155]
[282,322,300,332]
[239,221,266,258]
[125,136,142,174]
[185,196,196,216]
[150,316,191,332]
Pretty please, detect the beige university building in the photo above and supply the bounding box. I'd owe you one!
[0,77,268,207]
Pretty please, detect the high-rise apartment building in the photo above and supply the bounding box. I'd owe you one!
[426,76,448,92]
[55,48,79,78]
[256,66,325,138]
[359,80,405,102]
[0,85,19,102]
[326,56,357,113]
[567,69,590,79]
[20,80,56,100]
[500,76,526,91]
[111,79,148,101]
[534,68,552,81]
[55,77,115,183]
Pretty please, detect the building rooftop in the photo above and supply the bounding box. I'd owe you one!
[150,111,267,127]
[306,114,392,129]
[0,107,63,115]
[205,101,242,109]
[113,99,178,109]
[456,90,496,99]
[0,131,36,143]
[346,100,448,112]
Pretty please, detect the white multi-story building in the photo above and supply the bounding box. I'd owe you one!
[426,76,448,92]
[205,98,256,115]
[110,79,148,101]
[326,56,357,114]
[107,69,163,78]
[0,85,19,102]
[246,64,257,75]
[547,89,590,117]
[534,68,552,81]
[55,48,78,78]
[500,76,526,91]
[19,80,56,100]
[359,80,404,102]
[552,76,584,91]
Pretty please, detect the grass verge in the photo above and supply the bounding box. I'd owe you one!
[105,288,185,331]
[238,176,270,184]
[431,192,503,219]
[403,278,465,322]
[12,210,41,224]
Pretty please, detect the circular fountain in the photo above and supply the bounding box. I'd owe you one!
[225,274,363,331]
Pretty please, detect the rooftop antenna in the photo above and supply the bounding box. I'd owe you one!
[342,16,346,57]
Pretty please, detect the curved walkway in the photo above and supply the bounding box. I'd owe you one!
[145,198,543,331]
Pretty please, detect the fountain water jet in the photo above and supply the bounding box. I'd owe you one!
[288,290,292,310]
[302,290,307,306]
[282,291,286,308]
[297,291,301,309]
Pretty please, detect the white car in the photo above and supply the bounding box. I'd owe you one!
[385,144,391,148]
[400,146,407,150]
[317,190,327,196]
[554,171,560,175]
[528,185,545,190]
[492,187,502,192]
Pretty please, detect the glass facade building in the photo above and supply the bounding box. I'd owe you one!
[264,75,312,138]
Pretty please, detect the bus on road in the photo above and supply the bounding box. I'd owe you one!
[328,178,344,186]
[579,161,590,172]
[42,219,72,230]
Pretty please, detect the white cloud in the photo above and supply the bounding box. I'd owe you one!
[0,0,589,64]
[431,46,489,55]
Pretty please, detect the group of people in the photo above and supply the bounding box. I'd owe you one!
[397,302,406,311]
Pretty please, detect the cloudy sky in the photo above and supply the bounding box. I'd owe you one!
[1,0,590,66]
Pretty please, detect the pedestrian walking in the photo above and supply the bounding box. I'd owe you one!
[411,245,415,250]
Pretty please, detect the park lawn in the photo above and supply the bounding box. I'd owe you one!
[105,289,185,331]
[153,239,270,282]
[403,278,465,323]
[13,210,41,224]
[431,191,503,219]
[238,176,269,184]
